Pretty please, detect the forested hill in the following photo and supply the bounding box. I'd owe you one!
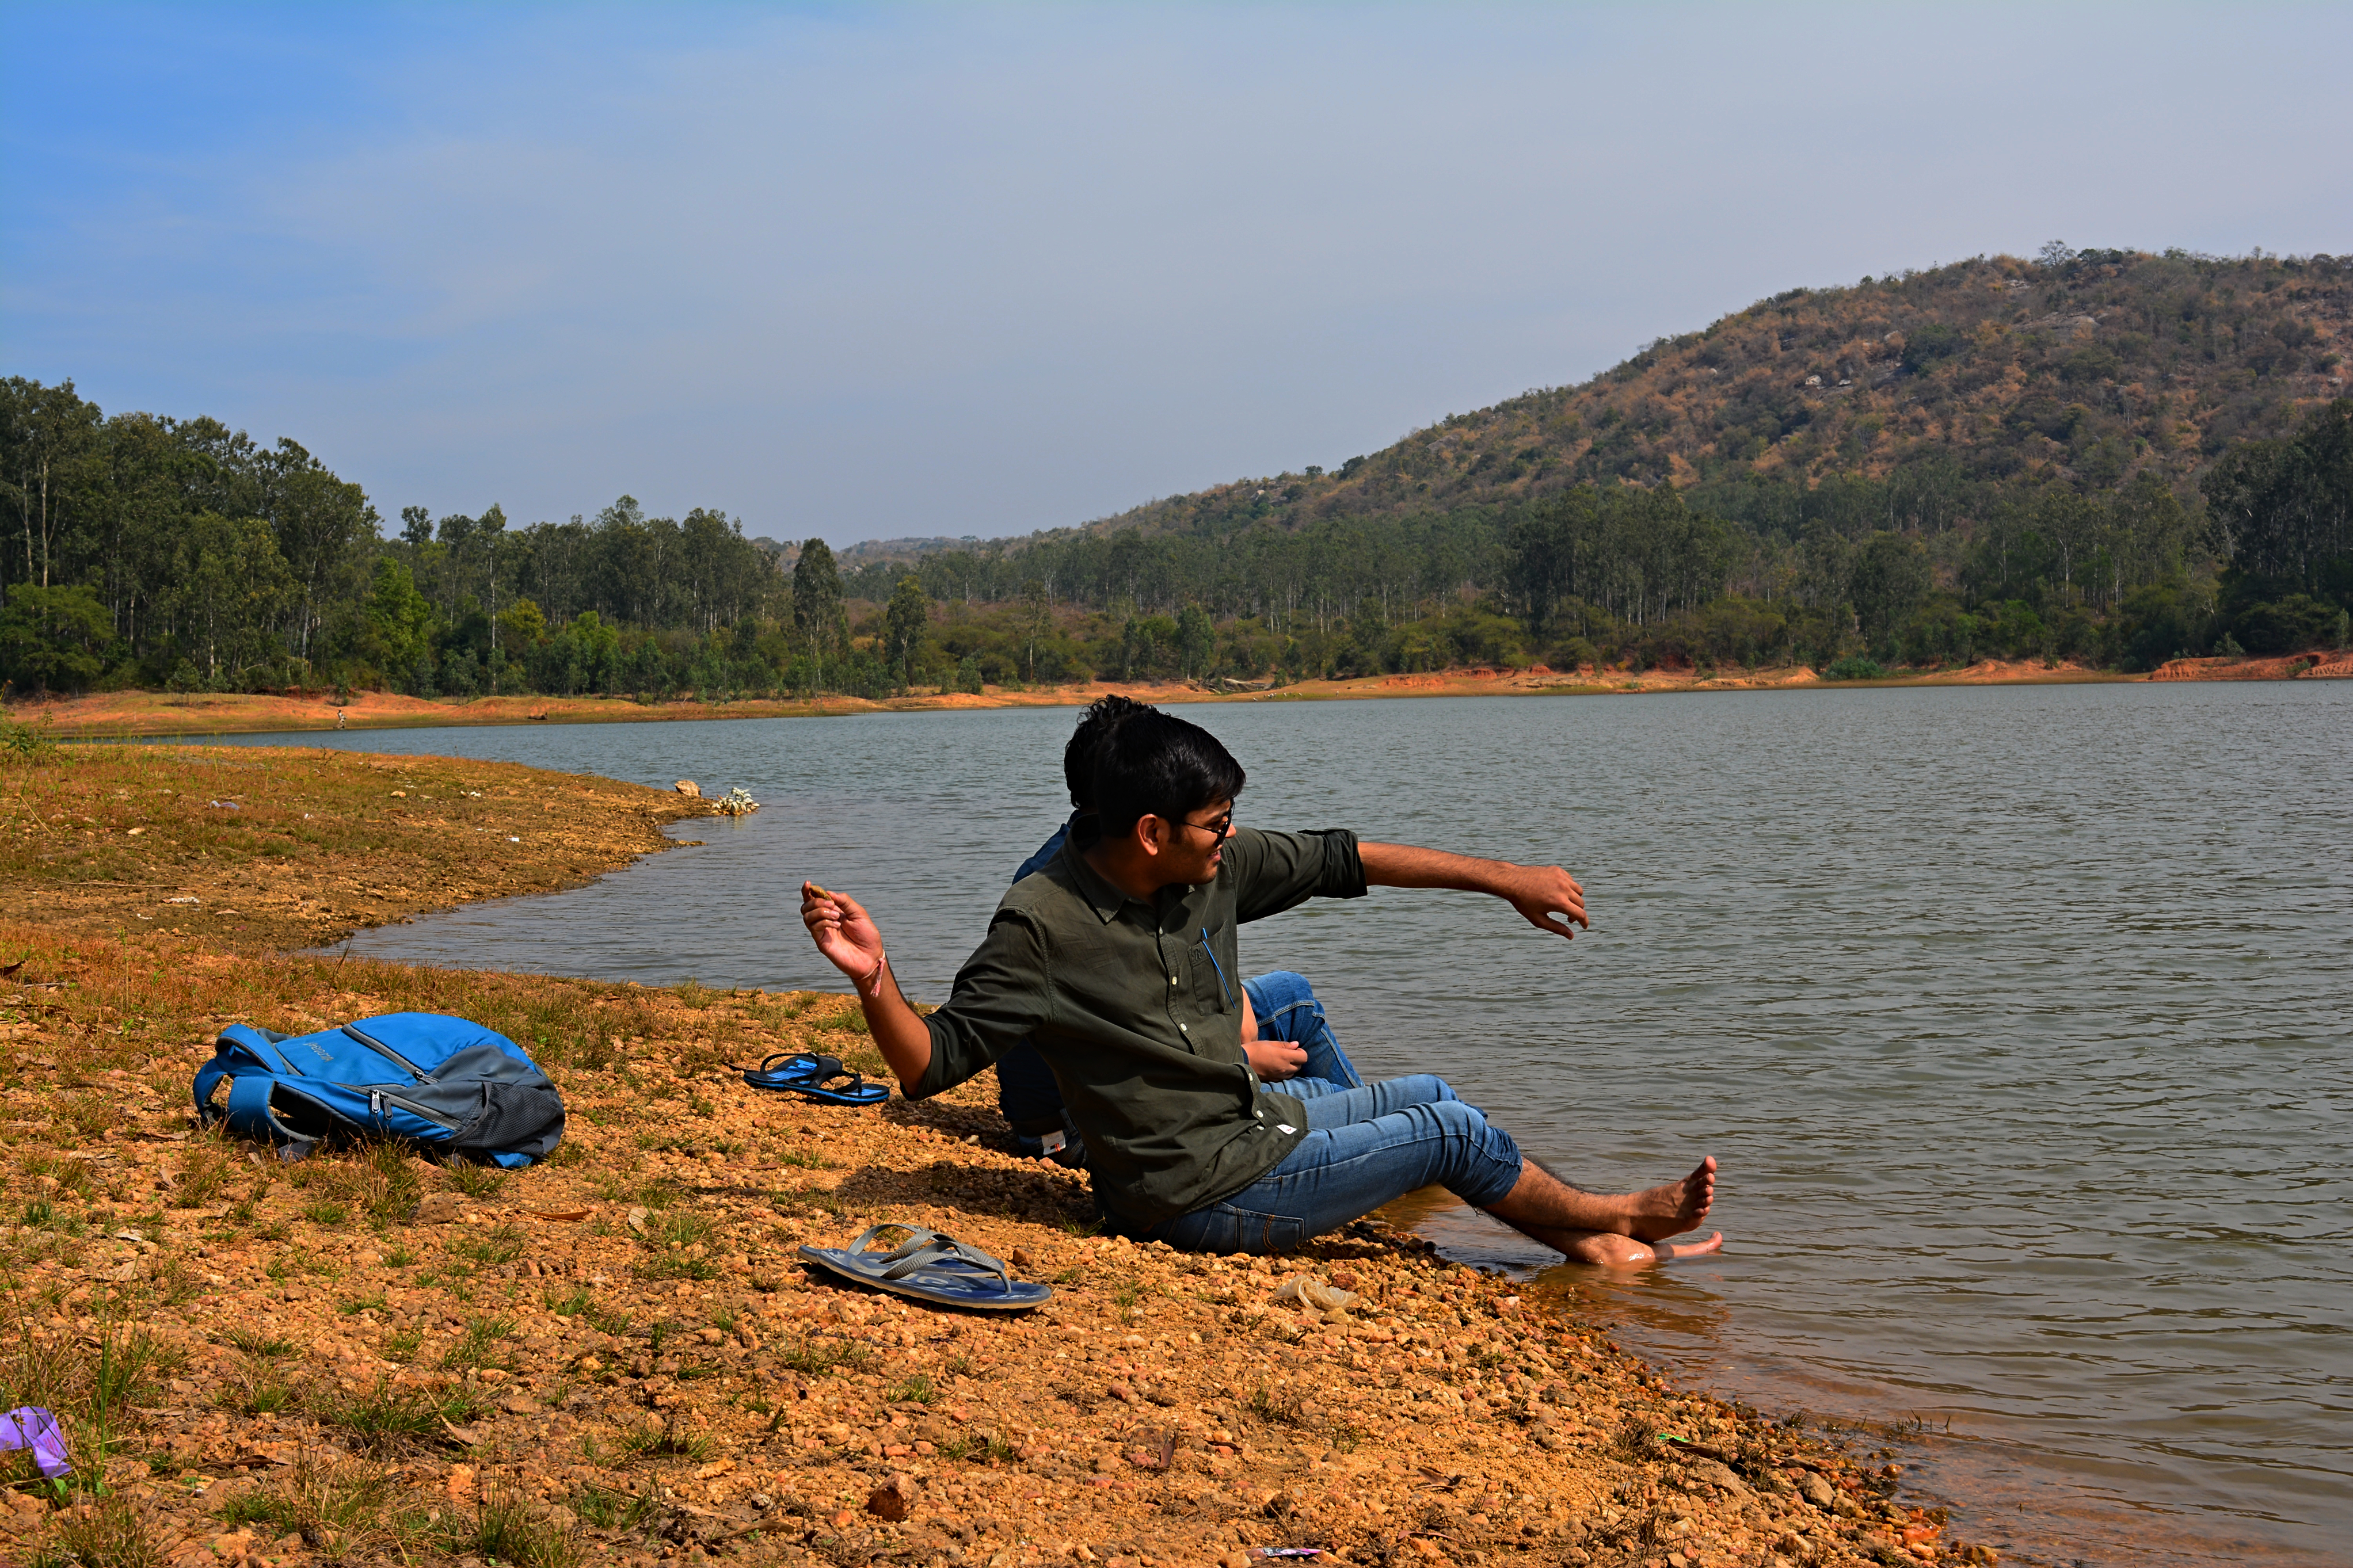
[886,246,2351,567]
[4,246,2348,707]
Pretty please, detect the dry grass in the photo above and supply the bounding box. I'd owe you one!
[0,743,709,953]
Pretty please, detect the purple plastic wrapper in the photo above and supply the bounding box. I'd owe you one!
[0,1406,71,1479]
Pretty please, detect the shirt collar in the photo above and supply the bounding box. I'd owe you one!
[1058,834,1135,925]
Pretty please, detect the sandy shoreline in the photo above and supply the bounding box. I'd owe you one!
[5,748,2002,1565]
[10,648,2346,742]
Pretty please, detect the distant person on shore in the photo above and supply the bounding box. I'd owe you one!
[995,697,1362,1167]
[804,707,1719,1266]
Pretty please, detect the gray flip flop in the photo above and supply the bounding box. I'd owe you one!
[797,1224,1052,1311]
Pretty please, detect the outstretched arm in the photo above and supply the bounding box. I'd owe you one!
[1356,842,1589,940]
[800,882,934,1090]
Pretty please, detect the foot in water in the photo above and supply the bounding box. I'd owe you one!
[1484,1154,1722,1262]
[1561,1229,1724,1268]
[1625,1156,1716,1243]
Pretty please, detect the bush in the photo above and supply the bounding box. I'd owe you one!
[1821,655,1886,681]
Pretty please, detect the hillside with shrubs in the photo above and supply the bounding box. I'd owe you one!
[4,245,2348,704]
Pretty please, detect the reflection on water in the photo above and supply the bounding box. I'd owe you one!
[193,681,2353,1567]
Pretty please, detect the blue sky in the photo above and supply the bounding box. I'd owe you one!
[5,3,2349,545]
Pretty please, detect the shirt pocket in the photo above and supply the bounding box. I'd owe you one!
[1187,932,1236,1018]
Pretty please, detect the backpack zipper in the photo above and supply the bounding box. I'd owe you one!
[374,1089,459,1131]
[342,1025,431,1082]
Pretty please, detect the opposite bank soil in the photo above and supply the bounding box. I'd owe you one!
[2,748,1991,1568]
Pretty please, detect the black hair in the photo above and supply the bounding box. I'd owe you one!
[1063,695,1155,808]
[1091,710,1246,840]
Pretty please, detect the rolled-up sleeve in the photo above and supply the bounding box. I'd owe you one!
[914,909,1053,1099]
[1231,827,1366,924]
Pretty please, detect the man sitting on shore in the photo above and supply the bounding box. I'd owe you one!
[801,709,1720,1266]
[997,696,1363,1167]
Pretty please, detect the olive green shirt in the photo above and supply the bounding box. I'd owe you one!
[914,826,1367,1228]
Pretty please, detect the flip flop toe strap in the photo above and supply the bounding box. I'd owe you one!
[854,1227,1014,1294]
[884,1235,1012,1293]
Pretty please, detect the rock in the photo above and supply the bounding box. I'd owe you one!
[1796,1470,1836,1509]
[1689,1459,1750,1495]
[673,780,700,798]
[415,1192,466,1224]
[865,1477,913,1521]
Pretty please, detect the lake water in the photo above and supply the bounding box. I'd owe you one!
[195,682,2352,1567]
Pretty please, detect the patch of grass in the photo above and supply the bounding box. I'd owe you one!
[885,1375,938,1405]
[299,1201,351,1227]
[945,1353,975,1378]
[455,1222,526,1266]
[583,1304,633,1337]
[382,1242,418,1268]
[773,1147,827,1170]
[446,1482,581,1568]
[312,1376,485,1455]
[214,1356,298,1417]
[33,1491,164,1568]
[222,1330,292,1359]
[337,1292,390,1316]
[444,1162,508,1200]
[774,1333,871,1379]
[940,1430,1017,1464]
[440,1314,517,1374]
[618,1421,712,1463]
[169,1139,239,1210]
[87,1323,185,1426]
[632,1210,717,1281]
[543,1285,595,1318]
[568,1480,661,1532]
[141,1257,206,1308]
[381,1327,423,1365]
[51,1092,122,1143]
[222,1449,428,1561]
[1248,1382,1309,1428]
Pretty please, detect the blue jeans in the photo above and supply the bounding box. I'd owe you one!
[1005,970,1361,1165]
[1144,1074,1525,1255]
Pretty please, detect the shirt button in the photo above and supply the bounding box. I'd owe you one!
[1179,1024,1188,1033]
[1168,976,1177,987]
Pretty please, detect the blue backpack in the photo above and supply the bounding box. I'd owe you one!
[196,1013,566,1168]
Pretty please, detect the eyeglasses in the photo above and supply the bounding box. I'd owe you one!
[1162,810,1233,841]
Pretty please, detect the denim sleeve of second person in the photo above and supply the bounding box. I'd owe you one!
[1230,827,1368,925]
[1011,819,1071,885]
[915,909,1053,1100]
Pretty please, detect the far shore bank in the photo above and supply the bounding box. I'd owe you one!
[12,647,2347,741]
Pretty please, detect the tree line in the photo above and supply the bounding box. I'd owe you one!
[5,372,2347,704]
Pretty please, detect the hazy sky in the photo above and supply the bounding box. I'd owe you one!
[5,4,2348,545]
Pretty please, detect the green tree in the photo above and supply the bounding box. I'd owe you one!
[884,575,929,688]
[1019,579,1052,682]
[0,582,113,692]
[173,513,295,683]
[1176,602,1214,678]
[360,556,435,689]
[791,539,847,677]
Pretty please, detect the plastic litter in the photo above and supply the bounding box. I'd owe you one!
[714,787,760,817]
[1270,1275,1361,1314]
[1,1406,71,1479]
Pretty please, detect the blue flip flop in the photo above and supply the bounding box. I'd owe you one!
[798,1224,1053,1311]
[737,1052,891,1106]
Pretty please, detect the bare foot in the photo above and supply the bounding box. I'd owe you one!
[1625,1157,1716,1243]
[1562,1230,1724,1268]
